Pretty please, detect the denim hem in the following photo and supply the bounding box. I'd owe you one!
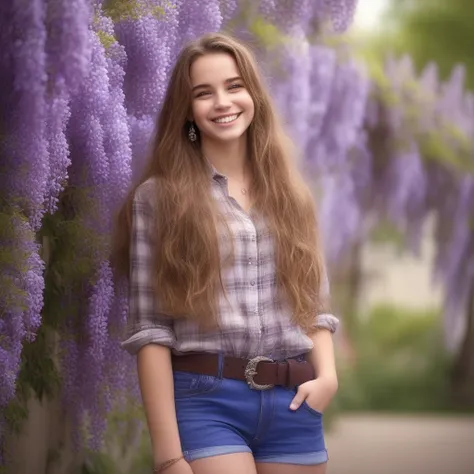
[254,449,328,465]
[184,445,252,462]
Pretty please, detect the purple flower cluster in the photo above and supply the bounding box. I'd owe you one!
[0,215,44,407]
[18,0,474,457]
[270,41,313,149]
[61,19,132,446]
[0,0,365,457]
[0,0,47,410]
[115,12,175,117]
[430,69,474,346]
[256,0,357,34]
[316,59,370,172]
[175,0,223,49]
[325,0,358,32]
[44,0,92,214]
[303,54,370,262]
[358,55,474,350]
[6,0,474,458]
[45,0,92,94]
[220,0,239,23]
[0,0,49,231]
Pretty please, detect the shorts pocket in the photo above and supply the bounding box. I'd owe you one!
[302,400,323,417]
[173,370,222,400]
[288,386,323,417]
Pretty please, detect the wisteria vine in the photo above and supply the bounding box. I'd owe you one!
[1,0,472,457]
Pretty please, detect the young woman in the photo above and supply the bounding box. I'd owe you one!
[114,33,339,474]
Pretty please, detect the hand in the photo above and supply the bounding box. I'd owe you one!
[289,375,338,413]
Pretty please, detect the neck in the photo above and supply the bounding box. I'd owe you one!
[201,136,249,180]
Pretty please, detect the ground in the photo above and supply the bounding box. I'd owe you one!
[325,414,474,474]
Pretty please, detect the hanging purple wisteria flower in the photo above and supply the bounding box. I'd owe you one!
[0,0,49,231]
[0,0,49,412]
[0,215,44,406]
[113,0,180,116]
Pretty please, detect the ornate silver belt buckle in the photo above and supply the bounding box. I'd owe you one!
[245,356,274,390]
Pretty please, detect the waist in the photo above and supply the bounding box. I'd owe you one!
[171,352,315,390]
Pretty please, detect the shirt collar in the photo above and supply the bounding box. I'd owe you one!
[204,158,227,184]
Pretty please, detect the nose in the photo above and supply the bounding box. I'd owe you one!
[214,89,232,109]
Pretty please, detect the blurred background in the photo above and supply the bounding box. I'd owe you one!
[1,0,474,473]
[326,1,474,473]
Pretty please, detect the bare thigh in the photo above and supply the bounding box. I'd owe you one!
[190,453,258,474]
[257,462,327,474]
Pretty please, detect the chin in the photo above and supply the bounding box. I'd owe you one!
[218,135,245,144]
[209,130,247,143]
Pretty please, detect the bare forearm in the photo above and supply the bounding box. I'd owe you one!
[137,344,182,463]
[289,329,338,412]
[306,329,338,384]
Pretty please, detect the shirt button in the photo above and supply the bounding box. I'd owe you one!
[251,235,256,241]
[248,258,252,265]
[250,281,255,286]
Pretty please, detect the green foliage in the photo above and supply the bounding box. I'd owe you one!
[2,324,61,437]
[2,185,107,440]
[2,398,28,436]
[78,403,152,474]
[384,0,474,89]
[81,452,118,474]
[419,124,473,173]
[365,59,474,175]
[16,327,61,401]
[103,0,165,22]
[369,220,405,249]
[0,209,33,316]
[0,207,54,434]
[96,30,116,50]
[335,304,458,413]
[40,186,108,330]
[248,17,285,49]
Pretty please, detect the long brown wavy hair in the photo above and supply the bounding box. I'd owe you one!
[112,32,329,330]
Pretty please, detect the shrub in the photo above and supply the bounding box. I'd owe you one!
[335,304,458,413]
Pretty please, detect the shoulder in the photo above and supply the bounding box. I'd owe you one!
[134,176,159,203]
[132,177,161,221]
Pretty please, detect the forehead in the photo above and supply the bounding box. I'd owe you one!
[190,53,240,85]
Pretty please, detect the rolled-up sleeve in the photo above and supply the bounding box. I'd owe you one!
[121,182,176,355]
[312,268,340,333]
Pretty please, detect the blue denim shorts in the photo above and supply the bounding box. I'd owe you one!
[173,359,328,465]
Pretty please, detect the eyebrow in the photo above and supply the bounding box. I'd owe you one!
[192,76,243,92]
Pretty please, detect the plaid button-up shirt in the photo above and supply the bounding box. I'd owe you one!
[122,171,339,360]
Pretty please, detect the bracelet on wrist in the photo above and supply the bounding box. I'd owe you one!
[153,455,184,473]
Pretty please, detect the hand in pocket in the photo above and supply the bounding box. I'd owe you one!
[289,376,338,413]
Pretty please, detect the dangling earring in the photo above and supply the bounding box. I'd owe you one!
[188,122,197,142]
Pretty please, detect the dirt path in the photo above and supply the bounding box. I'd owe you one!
[325,414,474,474]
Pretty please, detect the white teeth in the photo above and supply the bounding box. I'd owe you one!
[213,114,239,124]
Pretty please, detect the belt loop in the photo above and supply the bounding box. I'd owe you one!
[276,360,287,386]
[286,359,299,388]
[217,353,224,378]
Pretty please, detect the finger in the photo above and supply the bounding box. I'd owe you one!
[289,389,307,410]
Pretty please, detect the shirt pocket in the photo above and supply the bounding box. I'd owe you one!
[173,370,222,399]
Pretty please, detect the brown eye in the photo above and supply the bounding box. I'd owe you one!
[196,90,210,98]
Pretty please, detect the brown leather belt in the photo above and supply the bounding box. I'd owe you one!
[171,353,315,390]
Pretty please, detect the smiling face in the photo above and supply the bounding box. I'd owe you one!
[189,52,255,147]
